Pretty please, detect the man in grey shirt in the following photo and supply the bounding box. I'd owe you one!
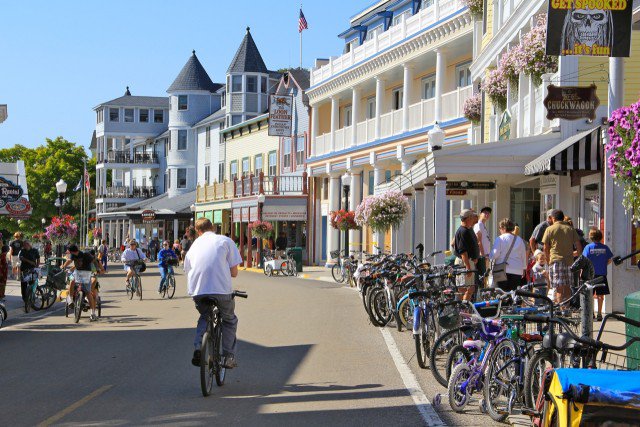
[529,209,557,253]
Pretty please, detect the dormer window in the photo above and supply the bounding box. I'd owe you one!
[154,109,164,123]
[232,76,242,92]
[124,108,134,122]
[109,108,119,122]
[246,76,257,93]
[178,95,188,110]
[139,109,149,122]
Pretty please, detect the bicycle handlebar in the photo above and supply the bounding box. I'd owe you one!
[233,290,248,299]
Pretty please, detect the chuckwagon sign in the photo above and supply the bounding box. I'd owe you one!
[141,209,156,222]
[268,95,293,137]
[544,84,600,120]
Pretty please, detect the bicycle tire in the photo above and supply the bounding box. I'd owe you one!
[446,345,472,382]
[484,339,518,422]
[280,261,290,277]
[429,326,473,387]
[167,275,176,299]
[524,349,556,410]
[74,291,83,323]
[200,331,214,396]
[0,305,6,329]
[448,363,471,412]
[24,289,32,313]
[215,323,226,386]
[97,296,102,318]
[32,287,46,311]
[369,288,392,327]
[331,264,344,283]
[397,298,413,331]
[415,325,429,369]
[127,280,133,300]
[65,299,70,317]
[137,277,143,301]
[265,265,273,277]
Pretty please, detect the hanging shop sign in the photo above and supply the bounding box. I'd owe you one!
[544,84,600,120]
[447,189,468,196]
[498,110,511,141]
[3,197,32,218]
[0,176,24,208]
[447,181,496,190]
[262,204,307,221]
[141,210,156,222]
[268,95,293,137]
[546,0,634,57]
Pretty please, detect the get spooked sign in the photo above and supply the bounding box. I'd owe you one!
[546,0,633,57]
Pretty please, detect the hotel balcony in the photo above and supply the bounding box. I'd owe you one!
[97,150,159,167]
[97,186,157,199]
[196,173,308,203]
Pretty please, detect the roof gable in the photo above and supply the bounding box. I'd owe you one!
[167,51,219,93]
[227,27,268,74]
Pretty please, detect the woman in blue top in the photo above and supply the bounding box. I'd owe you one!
[582,228,613,321]
[157,240,177,293]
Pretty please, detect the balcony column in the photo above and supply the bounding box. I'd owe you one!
[310,105,319,157]
[414,187,425,256]
[517,72,526,138]
[351,87,360,147]
[128,167,134,196]
[528,75,536,136]
[434,49,447,123]
[424,184,435,256]
[115,220,121,250]
[326,173,341,266]
[434,177,447,264]
[402,63,413,132]
[373,163,386,254]
[330,96,339,152]
[108,220,113,246]
[348,169,362,254]
[397,157,414,254]
[375,76,385,140]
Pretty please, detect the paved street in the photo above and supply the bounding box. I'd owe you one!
[0,265,500,426]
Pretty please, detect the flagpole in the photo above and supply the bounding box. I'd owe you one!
[299,3,303,69]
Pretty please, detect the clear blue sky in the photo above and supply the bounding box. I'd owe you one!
[0,0,373,152]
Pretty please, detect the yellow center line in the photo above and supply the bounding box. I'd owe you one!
[37,385,113,427]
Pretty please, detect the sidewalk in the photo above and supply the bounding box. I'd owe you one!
[240,265,336,283]
[3,278,27,319]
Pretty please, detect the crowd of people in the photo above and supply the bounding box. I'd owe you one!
[453,207,613,320]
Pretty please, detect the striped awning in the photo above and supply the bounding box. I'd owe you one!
[524,127,602,176]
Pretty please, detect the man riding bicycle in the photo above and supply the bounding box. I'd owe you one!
[62,244,104,321]
[185,218,242,369]
[18,240,40,303]
[120,240,147,286]
[157,240,177,294]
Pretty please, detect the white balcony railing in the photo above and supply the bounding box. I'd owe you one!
[313,85,472,157]
[310,0,465,86]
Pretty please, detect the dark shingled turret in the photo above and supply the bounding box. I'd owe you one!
[167,50,220,93]
[227,27,268,74]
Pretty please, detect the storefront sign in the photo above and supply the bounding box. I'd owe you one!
[544,84,600,120]
[546,1,633,57]
[447,181,496,190]
[4,197,32,218]
[262,204,307,221]
[499,110,511,141]
[213,210,223,224]
[446,189,467,196]
[141,210,156,222]
[268,95,293,137]
[0,176,23,208]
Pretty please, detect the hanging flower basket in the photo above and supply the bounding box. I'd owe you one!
[482,68,507,111]
[499,45,522,91]
[463,93,482,124]
[249,220,273,239]
[605,99,640,222]
[45,215,78,245]
[330,210,359,231]
[461,0,483,18]
[93,227,102,239]
[518,14,557,85]
[355,190,410,233]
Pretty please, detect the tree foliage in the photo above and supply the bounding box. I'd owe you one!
[0,137,95,237]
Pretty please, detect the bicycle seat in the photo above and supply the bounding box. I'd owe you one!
[200,296,220,305]
[543,332,577,350]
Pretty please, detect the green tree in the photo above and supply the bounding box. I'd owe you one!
[0,137,95,237]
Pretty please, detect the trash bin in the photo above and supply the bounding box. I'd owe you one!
[625,291,640,369]
[288,247,303,273]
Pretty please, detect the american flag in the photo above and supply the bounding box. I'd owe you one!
[84,167,90,192]
[298,9,308,33]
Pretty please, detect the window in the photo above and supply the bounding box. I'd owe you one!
[205,126,211,148]
[393,10,411,26]
[343,105,352,127]
[368,171,375,195]
[366,25,383,41]
[268,151,277,176]
[385,170,392,182]
[366,97,376,119]
[139,109,149,122]
[221,91,226,107]
[456,62,472,87]
[204,165,210,184]
[218,162,225,183]
[154,109,164,123]
[345,39,358,53]
[283,138,292,169]
[392,88,404,110]
[178,130,187,150]
[178,95,188,110]
[254,154,263,176]
[124,108,134,122]
[109,108,119,122]
[177,169,187,188]
[230,161,238,180]
[323,177,329,200]
[96,109,103,124]
[246,76,257,93]
[242,157,250,177]
[232,75,242,92]
[422,75,436,99]
[164,138,170,156]
[296,136,305,168]
[261,76,267,93]
[231,115,242,126]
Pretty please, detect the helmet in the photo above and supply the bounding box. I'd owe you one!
[438,306,460,329]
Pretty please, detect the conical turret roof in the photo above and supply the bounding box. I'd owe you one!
[167,50,219,93]
[227,27,268,74]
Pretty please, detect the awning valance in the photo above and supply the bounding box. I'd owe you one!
[524,127,602,176]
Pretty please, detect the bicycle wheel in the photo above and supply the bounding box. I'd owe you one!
[200,331,214,396]
[265,265,273,277]
[446,345,472,382]
[430,326,473,387]
[214,323,226,386]
[24,286,32,313]
[288,260,298,277]
[137,277,143,301]
[127,280,133,300]
[484,339,518,422]
[448,363,472,412]
[524,349,556,410]
[414,323,429,369]
[0,305,6,329]
[74,291,83,323]
[280,261,290,277]
[331,264,344,283]
[97,296,102,317]
[369,288,392,327]
[397,298,414,331]
[32,286,46,311]
[167,275,176,299]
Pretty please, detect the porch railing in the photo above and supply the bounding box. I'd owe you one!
[196,172,308,203]
[98,150,159,164]
[98,186,157,199]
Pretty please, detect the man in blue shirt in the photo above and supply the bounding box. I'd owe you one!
[582,228,613,320]
[157,241,177,293]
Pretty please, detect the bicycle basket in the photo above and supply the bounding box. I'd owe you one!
[167,258,179,266]
[438,305,460,329]
[74,270,92,285]
[45,267,67,290]
[330,250,341,259]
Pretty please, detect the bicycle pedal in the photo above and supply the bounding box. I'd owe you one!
[520,409,540,417]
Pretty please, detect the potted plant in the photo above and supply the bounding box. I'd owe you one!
[482,68,507,111]
[249,220,274,239]
[330,209,359,231]
[518,14,557,85]
[355,190,410,233]
[605,99,640,224]
[463,93,482,124]
[498,45,522,95]
[461,0,483,18]
[93,227,102,246]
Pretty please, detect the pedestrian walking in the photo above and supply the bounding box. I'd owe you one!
[529,209,556,253]
[9,232,24,280]
[454,209,480,301]
[473,206,492,279]
[181,234,192,267]
[140,235,149,257]
[582,228,613,321]
[490,218,527,292]
[0,245,8,302]
[542,210,583,304]
[275,232,287,258]
[98,239,109,273]
[173,239,182,261]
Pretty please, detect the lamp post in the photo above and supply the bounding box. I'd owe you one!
[54,179,67,262]
[341,173,352,257]
[257,193,266,268]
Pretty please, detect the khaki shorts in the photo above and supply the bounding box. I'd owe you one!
[455,258,477,287]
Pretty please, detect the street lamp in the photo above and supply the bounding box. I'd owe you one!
[257,193,266,268]
[55,179,67,262]
[342,173,352,257]
[428,121,444,151]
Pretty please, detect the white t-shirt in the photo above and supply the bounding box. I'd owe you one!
[185,232,243,296]
[490,233,527,276]
[473,221,492,257]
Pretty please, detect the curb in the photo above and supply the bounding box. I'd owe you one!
[240,267,332,283]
